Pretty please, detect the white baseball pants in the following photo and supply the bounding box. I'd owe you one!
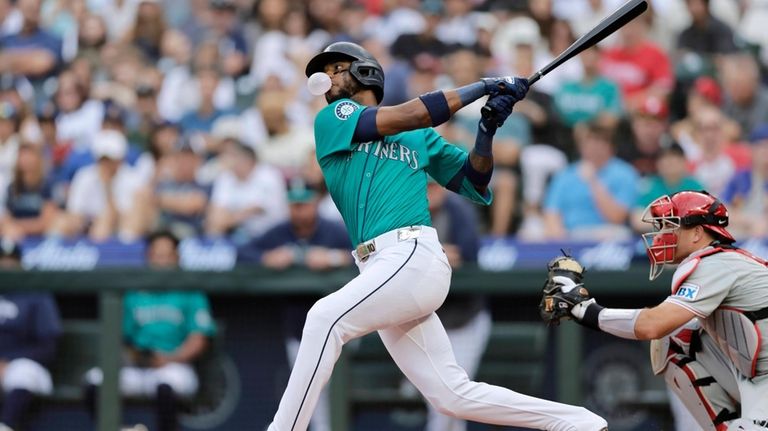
[86,362,198,397]
[2,358,53,395]
[267,226,607,431]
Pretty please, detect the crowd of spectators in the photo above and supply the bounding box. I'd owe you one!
[0,0,765,246]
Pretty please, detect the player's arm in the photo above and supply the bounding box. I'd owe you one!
[353,77,529,142]
[545,275,698,340]
[572,300,697,340]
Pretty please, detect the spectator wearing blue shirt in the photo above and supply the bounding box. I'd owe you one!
[544,122,639,240]
[237,180,352,431]
[0,240,61,431]
[179,67,233,137]
[721,125,768,239]
[0,0,61,99]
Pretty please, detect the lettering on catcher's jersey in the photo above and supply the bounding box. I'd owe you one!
[674,283,700,300]
[334,101,358,120]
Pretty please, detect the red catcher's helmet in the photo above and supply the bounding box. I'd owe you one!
[641,191,734,280]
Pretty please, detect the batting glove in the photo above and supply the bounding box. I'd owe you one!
[481,77,529,101]
[479,94,516,134]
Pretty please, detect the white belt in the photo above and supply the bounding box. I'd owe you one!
[354,226,431,261]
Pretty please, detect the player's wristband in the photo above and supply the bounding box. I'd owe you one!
[418,91,451,127]
[474,122,495,157]
[580,302,604,331]
[462,157,493,187]
[456,81,486,106]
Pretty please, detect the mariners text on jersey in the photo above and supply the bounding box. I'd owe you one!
[314,98,492,246]
[352,140,420,170]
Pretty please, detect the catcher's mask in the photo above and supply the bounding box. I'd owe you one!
[641,190,734,280]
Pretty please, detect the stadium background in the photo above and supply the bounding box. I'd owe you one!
[0,0,767,429]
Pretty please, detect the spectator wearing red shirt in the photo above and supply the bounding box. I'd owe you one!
[599,16,673,111]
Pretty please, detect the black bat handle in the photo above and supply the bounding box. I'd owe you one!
[480,71,542,125]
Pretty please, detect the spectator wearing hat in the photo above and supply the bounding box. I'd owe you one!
[153,138,210,239]
[617,94,669,177]
[721,125,768,239]
[599,14,673,111]
[56,101,144,187]
[237,180,352,431]
[0,239,61,431]
[205,140,287,243]
[685,106,739,197]
[630,142,703,233]
[126,82,164,147]
[671,76,740,145]
[677,0,737,57]
[543,121,639,241]
[48,129,148,241]
[721,53,768,141]
[1,141,58,241]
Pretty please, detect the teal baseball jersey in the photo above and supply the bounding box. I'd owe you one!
[314,99,492,245]
[123,291,216,354]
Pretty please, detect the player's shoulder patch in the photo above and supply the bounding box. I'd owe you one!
[333,100,359,120]
[673,282,700,301]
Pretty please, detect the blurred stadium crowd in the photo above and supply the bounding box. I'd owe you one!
[0,0,765,246]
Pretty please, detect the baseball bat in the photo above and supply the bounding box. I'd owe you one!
[481,0,648,122]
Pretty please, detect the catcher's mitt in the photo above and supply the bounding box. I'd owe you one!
[539,255,591,325]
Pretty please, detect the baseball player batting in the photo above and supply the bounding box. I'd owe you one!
[265,42,608,431]
[541,191,768,431]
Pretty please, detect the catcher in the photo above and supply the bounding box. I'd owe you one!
[540,191,768,431]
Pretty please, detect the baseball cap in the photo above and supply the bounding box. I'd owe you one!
[691,76,722,106]
[635,95,669,120]
[749,124,768,144]
[92,129,128,160]
[286,179,318,203]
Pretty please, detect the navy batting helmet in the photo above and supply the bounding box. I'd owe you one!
[305,42,385,104]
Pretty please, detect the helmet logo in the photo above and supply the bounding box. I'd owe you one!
[334,101,358,120]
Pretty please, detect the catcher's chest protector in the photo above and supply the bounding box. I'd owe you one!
[702,308,762,378]
[673,247,768,378]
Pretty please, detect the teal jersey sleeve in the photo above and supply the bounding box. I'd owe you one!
[185,292,216,337]
[314,99,366,160]
[424,128,493,206]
